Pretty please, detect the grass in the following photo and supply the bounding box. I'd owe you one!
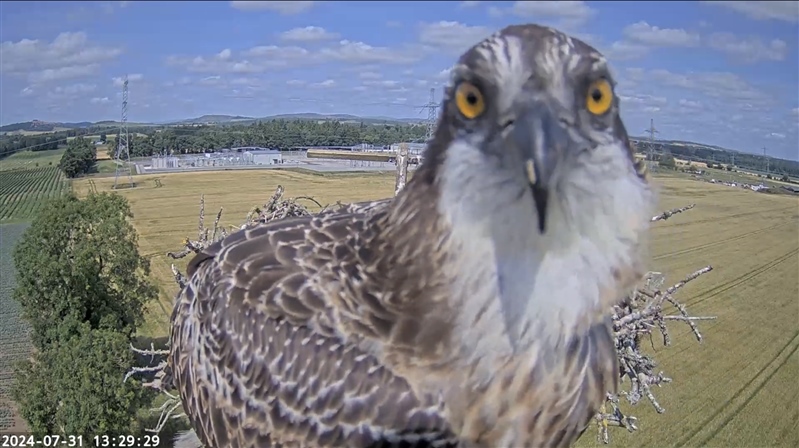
[72,169,799,447]
[0,148,65,171]
[0,166,70,222]
[0,222,32,433]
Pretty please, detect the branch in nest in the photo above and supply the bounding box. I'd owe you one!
[596,204,718,444]
[650,203,695,222]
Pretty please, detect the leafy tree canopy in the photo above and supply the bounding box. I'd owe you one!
[58,137,96,178]
[12,192,157,349]
[12,324,151,438]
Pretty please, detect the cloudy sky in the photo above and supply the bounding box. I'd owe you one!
[1,1,797,160]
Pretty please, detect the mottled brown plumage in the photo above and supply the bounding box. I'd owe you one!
[169,23,654,448]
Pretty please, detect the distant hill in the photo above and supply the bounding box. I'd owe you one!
[165,114,255,125]
[0,120,93,133]
[165,113,424,126]
[0,120,157,134]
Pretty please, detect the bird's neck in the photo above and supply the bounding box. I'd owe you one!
[391,142,646,360]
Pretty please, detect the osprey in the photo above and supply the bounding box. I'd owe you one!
[169,24,654,448]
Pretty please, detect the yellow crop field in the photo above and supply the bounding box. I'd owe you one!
[73,169,799,447]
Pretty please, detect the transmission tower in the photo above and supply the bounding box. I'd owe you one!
[762,146,769,175]
[420,88,439,143]
[113,75,134,189]
[644,118,659,170]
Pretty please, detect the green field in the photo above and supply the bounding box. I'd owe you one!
[0,148,65,171]
[0,223,32,433]
[0,166,69,222]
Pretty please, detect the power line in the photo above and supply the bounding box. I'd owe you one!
[113,75,135,189]
[644,118,659,170]
[418,88,439,143]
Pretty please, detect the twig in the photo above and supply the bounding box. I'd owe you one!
[651,204,695,222]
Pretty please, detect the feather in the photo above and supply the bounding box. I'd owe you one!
[170,196,461,447]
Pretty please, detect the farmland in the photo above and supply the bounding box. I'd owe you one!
[0,222,32,432]
[71,168,799,446]
[0,166,69,222]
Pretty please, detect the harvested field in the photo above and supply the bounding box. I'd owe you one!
[73,169,799,446]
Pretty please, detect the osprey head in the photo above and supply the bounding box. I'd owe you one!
[426,24,649,236]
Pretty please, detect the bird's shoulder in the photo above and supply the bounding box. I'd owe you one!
[183,198,393,335]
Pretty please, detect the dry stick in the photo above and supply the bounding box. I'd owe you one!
[128,189,717,444]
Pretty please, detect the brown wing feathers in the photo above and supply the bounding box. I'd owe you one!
[170,201,458,447]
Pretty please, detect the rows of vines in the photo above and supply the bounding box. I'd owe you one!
[0,167,69,222]
[0,223,32,430]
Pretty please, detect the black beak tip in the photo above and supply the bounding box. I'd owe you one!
[531,184,549,234]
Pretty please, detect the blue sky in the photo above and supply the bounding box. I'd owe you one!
[1,1,797,160]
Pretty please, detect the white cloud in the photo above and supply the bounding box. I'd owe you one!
[280,26,339,43]
[707,33,788,63]
[678,99,704,110]
[793,108,799,116]
[362,80,401,88]
[319,40,417,64]
[90,96,110,104]
[230,1,315,15]
[623,21,700,47]
[169,37,419,75]
[359,71,382,80]
[620,94,668,106]
[286,79,306,86]
[702,1,799,23]
[310,79,335,88]
[767,132,786,139]
[418,21,490,55]
[605,22,699,61]
[20,87,34,97]
[460,1,481,7]
[112,73,144,87]
[628,68,772,105]
[0,32,121,84]
[495,1,596,29]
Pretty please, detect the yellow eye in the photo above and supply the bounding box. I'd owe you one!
[455,82,486,119]
[586,79,613,115]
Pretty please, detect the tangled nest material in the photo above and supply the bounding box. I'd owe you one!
[125,187,716,444]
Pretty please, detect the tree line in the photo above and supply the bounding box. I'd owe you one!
[107,119,428,158]
[3,119,797,177]
[10,193,164,439]
[637,140,799,178]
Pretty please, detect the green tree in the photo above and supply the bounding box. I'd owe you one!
[12,324,151,438]
[659,151,677,169]
[58,137,96,177]
[100,133,107,143]
[12,192,157,349]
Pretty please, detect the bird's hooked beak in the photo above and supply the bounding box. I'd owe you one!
[510,97,570,233]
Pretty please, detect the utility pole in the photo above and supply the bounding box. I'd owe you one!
[762,146,769,176]
[113,75,134,189]
[644,118,659,170]
[420,88,439,143]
